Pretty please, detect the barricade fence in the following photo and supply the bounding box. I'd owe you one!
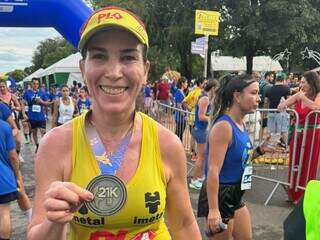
[295,110,320,192]
[146,102,319,205]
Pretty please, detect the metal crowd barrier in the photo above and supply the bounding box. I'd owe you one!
[295,110,320,191]
[145,103,319,205]
[153,102,195,176]
[246,108,300,205]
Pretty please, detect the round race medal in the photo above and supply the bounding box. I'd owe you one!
[85,175,127,216]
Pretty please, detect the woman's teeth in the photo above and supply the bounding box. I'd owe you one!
[100,86,127,95]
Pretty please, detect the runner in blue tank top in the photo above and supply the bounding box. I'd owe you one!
[197,74,272,239]
[189,80,219,190]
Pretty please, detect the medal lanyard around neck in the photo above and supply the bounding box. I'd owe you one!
[85,113,135,175]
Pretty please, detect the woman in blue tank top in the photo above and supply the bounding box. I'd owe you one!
[189,80,219,190]
[197,74,270,239]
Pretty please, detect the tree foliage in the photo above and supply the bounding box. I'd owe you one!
[6,69,27,82]
[212,0,320,73]
[31,37,76,70]
[28,0,320,81]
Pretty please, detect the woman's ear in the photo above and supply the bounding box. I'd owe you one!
[233,91,241,104]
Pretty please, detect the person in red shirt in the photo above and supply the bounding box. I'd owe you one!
[157,77,171,107]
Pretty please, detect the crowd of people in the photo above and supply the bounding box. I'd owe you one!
[1,5,320,240]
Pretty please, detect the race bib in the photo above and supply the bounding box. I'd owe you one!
[32,105,41,112]
[241,165,253,190]
[25,106,29,112]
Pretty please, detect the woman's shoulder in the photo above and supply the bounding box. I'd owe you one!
[40,122,72,153]
[157,122,183,151]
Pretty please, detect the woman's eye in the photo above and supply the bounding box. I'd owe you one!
[92,53,106,60]
[122,55,138,62]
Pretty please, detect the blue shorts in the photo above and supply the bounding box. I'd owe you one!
[267,112,289,133]
[191,127,208,144]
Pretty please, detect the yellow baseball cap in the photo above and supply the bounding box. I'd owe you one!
[78,6,149,50]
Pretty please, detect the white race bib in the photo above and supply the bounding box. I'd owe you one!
[32,105,41,112]
[241,165,253,190]
[25,106,29,112]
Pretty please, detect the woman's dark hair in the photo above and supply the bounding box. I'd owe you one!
[176,76,188,89]
[80,86,89,94]
[303,71,320,98]
[195,77,205,86]
[212,73,255,121]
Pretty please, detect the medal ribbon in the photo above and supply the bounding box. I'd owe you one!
[85,113,134,175]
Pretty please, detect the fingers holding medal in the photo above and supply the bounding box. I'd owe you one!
[44,181,94,223]
[85,175,127,216]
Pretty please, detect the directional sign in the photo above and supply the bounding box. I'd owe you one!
[191,42,205,55]
[0,0,28,6]
[196,36,206,45]
[195,10,220,36]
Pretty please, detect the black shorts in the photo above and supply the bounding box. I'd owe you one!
[29,120,46,130]
[0,191,18,204]
[262,117,268,128]
[197,180,245,220]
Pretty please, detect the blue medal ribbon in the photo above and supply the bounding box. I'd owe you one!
[85,114,134,175]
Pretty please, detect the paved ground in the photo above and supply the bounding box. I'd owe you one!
[10,137,294,239]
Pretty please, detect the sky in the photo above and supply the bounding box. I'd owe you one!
[0,27,61,74]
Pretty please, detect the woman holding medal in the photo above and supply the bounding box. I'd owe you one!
[197,74,270,239]
[28,6,201,240]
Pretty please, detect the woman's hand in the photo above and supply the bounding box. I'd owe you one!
[277,102,287,112]
[260,136,275,153]
[207,208,222,233]
[44,181,94,224]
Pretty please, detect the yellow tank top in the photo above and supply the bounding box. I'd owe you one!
[69,112,171,240]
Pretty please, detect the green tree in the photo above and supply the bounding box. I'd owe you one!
[6,69,27,82]
[31,37,76,70]
[213,0,320,73]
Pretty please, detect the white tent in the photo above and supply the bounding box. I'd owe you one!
[38,52,84,86]
[39,52,82,77]
[211,55,283,72]
[22,68,44,83]
[311,66,320,72]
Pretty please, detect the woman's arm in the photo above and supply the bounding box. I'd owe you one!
[299,92,320,110]
[27,124,93,240]
[6,115,19,137]
[158,125,201,239]
[198,96,210,122]
[51,100,59,128]
[11,95,21,112]
[207,121,232,232]
[278,92,300,111]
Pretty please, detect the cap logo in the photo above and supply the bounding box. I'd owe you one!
[98,12,123,24]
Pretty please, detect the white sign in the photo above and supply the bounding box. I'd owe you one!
[191,42,205,55]
[196,36,206,45]
[0,0,28,6]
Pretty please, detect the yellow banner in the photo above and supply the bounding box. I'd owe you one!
[195,10,220,36]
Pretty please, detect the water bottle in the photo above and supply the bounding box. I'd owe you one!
[205,221,228,237]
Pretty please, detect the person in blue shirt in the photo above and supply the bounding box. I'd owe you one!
[0,102,19,138]
[77,86,92,114]
[189,80,218,190]
[174,77,188,141]
[197,74,271,239]
[0,119,20,239]
[23,77,50,152]
[143,81,153,114]
[0,101,33,223]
